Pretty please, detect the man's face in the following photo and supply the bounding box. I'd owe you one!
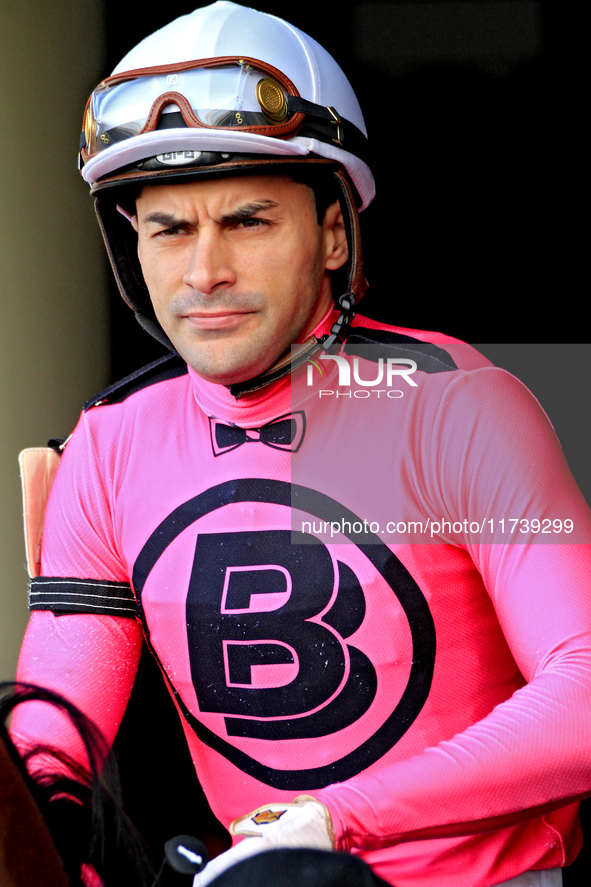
[132,174,347,386]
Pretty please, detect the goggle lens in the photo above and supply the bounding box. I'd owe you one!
[84,62,290,156]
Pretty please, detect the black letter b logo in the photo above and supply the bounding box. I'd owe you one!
[187,531,346,719]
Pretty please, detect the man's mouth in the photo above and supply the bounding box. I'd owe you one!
[182,311,255,330]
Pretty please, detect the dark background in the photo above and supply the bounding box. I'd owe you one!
[99,2,588,880]
[105,0,579,380]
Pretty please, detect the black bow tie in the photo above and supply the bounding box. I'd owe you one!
[209,412,306,456]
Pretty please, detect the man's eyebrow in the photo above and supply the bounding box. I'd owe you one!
[220,200,279,223]
[142,211,183,227]
[141,200,279,228]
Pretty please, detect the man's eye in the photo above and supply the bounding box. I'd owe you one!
[237,218,266,228]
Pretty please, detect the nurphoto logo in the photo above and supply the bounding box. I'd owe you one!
[306,353,418,398]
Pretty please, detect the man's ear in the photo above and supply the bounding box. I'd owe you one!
[323,200,349,271]
[117,203,138,232]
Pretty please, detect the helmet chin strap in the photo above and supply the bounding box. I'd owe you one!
[228,168,367,399]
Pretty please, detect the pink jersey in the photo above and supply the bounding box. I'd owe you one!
[12,311,591,887]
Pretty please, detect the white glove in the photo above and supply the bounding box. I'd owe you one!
[192,796,334,887]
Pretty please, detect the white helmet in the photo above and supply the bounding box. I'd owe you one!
[81,1,373,207]
[82,2,374,391]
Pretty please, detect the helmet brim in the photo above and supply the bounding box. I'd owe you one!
[83,130,374,210]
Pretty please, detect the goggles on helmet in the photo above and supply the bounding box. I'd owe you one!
[80,56,369,167]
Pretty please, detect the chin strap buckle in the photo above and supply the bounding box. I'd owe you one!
[320,291,356,351]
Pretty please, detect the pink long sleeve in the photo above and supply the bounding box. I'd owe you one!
[312,367,591,870]
[12,612,142,770]
[12,404,143,769]
[316,543,591,851]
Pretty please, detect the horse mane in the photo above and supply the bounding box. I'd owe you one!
[0,681,155,886]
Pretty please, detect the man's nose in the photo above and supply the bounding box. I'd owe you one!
[182,229,236,293]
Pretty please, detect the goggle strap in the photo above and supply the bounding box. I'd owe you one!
[287,96,370,157]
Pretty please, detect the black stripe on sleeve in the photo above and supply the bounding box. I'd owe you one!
[29,577,137,617]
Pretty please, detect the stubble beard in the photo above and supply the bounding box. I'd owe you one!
[159,289,286,386]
